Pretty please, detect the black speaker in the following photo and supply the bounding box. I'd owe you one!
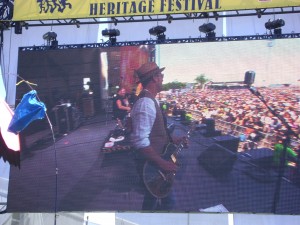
[54,105,74,134]
[198,143,237,176]
[203,118,215,133]
[213,135,240,153]
[244,71,255,86]
[203,130,222,137]
[14,22,22,34]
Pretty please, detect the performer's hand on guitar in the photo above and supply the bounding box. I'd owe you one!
[172,136,189,148]
[140,146,178,173]
[158,159,178,173]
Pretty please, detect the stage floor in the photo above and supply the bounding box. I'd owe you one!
[7,114,300,214]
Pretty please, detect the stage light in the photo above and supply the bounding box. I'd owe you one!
[102,29,120,37]
[201,12,209,18]
[256,9,262,18]
[102,28,120,44]
[71,19,80,28]
[166,14,173,24]
[265,19,285,35]
[265,19,285,30]
[149,25,166,36]
[112,17,118,26]
[199,23,216,40]
[24,22,29,30]
[43,31,57,41]
[14,21,29,34]
[149,25,166,42]
[43,31,58,47]
[199,23,216,33]
[213,12,219,21]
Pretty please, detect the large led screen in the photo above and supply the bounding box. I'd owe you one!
[8,38,300,213]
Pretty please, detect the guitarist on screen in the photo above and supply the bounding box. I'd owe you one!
[130,62,188,211]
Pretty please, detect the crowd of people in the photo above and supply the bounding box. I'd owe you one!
[163,86,300,149]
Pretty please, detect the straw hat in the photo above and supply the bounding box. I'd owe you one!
[135,62,165,83]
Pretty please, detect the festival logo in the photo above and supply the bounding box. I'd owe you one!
[37,0,72,13]
[0,0,14,20]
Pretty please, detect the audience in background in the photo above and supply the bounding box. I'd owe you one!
[162,86,300,149]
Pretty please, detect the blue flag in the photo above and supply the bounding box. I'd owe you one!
[8,90,46,134]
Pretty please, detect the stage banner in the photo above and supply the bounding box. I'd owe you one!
[13,0,300,21]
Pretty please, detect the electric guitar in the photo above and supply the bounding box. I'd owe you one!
[142,124,195,198]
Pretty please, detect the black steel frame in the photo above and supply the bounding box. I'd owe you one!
[19,33,300,51]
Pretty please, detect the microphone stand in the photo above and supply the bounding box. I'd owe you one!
[16,76,58,225]
[247,86,298,214]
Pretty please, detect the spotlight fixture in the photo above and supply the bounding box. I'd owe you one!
[112,17,118,26]
[256,9,262,18]
[23,22,29,30]
[102,28,120,44]
[71,19,80,28]
[199,22,216,33]
[149,25,166,42]
[265,19,285,30]
[265,19,285,35]
[199,23,216,40]
[213,12,219,21]
[201,12,209,18]
[43,31,57,41]
[166,14,173,24]
[43,31,58,47]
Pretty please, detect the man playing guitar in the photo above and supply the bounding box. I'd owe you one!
[130,62,187,210]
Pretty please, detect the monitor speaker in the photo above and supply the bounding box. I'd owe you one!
[198,143,237,176]
[244,71,255,86]
[213,135,240,153]
[202,118,215,133]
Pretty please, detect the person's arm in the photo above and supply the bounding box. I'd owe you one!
[131,98,177,172]
[287,147,298,162]
[140,146,178,173]
[116,99,130,111]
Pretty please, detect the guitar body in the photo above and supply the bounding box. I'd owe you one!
[142,123,195,199]
[142,143,178,199]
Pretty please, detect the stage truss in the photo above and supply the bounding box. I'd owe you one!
[19,32,300,51]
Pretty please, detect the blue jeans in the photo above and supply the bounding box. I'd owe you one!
[135,153,176,211]
[142,188,176,211]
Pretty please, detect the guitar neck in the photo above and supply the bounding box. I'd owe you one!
[170,123,195,162]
